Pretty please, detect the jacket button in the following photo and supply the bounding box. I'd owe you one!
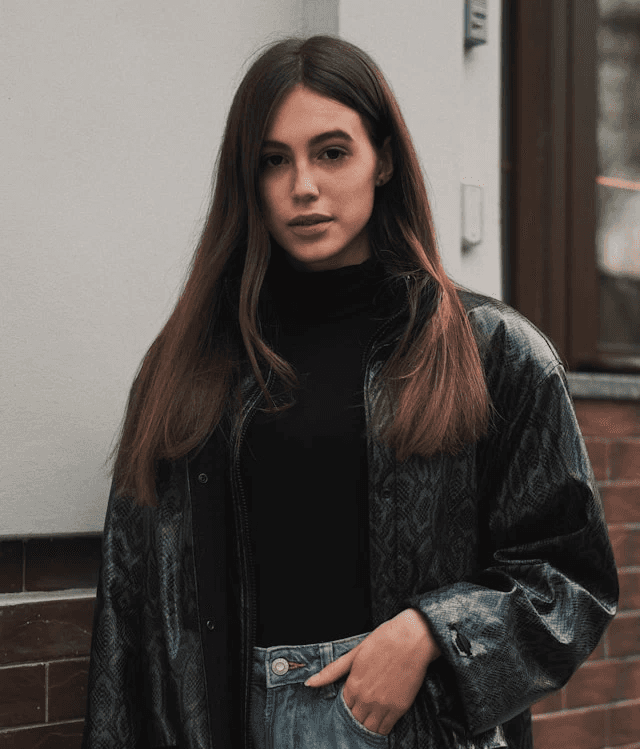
[455,631,472,656]
[198,473,208,484]
[206,619,216,631]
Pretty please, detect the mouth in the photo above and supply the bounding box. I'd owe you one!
[288,220,333,237]
[288,215,333,227]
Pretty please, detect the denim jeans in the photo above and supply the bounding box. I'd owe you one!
[250,631,394,749]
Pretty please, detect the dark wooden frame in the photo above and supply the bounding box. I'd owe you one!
[507,0,638,372]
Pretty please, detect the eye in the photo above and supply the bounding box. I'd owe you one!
[261,154,286,168]
[321,148,346,161]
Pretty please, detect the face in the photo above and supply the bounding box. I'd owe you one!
[259,84,392,272]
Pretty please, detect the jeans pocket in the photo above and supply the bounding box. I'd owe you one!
[334,684,390,746]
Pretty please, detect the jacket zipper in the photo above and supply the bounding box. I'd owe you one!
[231,369,275,749]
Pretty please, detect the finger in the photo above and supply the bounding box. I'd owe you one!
[304,649,355,687]
[304,647,358,687]
[376,709,401,737]
[348,703,396,738]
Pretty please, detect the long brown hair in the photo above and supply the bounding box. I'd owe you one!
[109,35,492,507]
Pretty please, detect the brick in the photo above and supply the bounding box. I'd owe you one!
[602,485,640,524]
[609,700,640,747]
[618,661,640,703]
[619,570,640,611]
[574,401,640,437]
[0,598,94,666]
[0,543,23,595]
[564,659,640,709]
[607,613,640,658]
[611,441,640,482]
[48,659,90,722]
[0,664,45,727]
[565,660,618,709]
[588,635,606,661]
[585,439,609,481]
[531,689,563,715]
[0,721,84,749]
[24,538,101,593]
[532,706,607,749]
[608,526,640,568]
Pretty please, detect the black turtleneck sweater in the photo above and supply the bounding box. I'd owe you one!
[241,249,393,646]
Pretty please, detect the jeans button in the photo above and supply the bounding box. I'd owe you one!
[205,619,215,631]
[272,657,289,675]
[198,473,208,484]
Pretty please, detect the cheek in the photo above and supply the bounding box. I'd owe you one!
[259,179,280,223]
[337,171,376,216]
[336,160,376,195]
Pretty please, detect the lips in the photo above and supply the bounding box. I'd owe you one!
[288,214,333,227]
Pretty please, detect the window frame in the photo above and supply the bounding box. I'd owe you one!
[507,0,640,372]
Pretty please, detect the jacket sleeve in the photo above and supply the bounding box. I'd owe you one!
[405,353,619,735]
[82,480,145,748]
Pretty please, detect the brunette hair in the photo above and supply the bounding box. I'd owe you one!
[109,35,492,507]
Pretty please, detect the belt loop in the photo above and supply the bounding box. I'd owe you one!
[318,641,337,699]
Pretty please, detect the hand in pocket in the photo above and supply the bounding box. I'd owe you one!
[305,609,441,735]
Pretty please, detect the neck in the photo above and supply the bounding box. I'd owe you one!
[263,244,388,323]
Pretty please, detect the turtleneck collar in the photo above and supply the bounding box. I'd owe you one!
[263,245,393,324]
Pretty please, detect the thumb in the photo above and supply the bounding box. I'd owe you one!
[304,646,358,687]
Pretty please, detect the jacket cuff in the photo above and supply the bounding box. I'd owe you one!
[403,582,557,736]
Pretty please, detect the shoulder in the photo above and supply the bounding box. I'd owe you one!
[455,287,566,397]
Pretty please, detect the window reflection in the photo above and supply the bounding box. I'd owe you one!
[596,4,640,352]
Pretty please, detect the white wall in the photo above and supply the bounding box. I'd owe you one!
[340,0,503,297]
[459,3,503,298]
[2,0,502,538]
[1,0,308,538]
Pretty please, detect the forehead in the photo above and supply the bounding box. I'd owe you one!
[264,84,367,142]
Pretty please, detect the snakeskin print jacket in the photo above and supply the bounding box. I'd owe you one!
[82,281,619,749]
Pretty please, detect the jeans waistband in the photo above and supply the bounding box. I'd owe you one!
[252,631,371,688]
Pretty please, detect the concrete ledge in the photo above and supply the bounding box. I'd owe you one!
[567,372,640,400]
[0,589,96,606]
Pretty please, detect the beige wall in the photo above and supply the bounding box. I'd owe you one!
[340,0,503,296]
[2,0,502,537]
[2,0,308,537]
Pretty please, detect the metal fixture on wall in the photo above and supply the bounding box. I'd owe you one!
[465,0,488,48]
[461,183,484,251]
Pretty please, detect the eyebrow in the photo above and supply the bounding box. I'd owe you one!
[261,129,354,151]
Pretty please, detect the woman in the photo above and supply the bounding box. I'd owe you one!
[82,35,618,749]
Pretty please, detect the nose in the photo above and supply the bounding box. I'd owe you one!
[291,163,319,200]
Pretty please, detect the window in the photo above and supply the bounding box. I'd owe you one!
[596,4,640,365]
[507,0,640,372]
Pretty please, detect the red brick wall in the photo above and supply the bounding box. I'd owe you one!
[532,400,640,749]
[0,402,637,748]
[0,537,100,748]
[0,597,94,748]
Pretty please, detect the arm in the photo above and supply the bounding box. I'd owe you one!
[82,481,145,748]
[405,364,619,734]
